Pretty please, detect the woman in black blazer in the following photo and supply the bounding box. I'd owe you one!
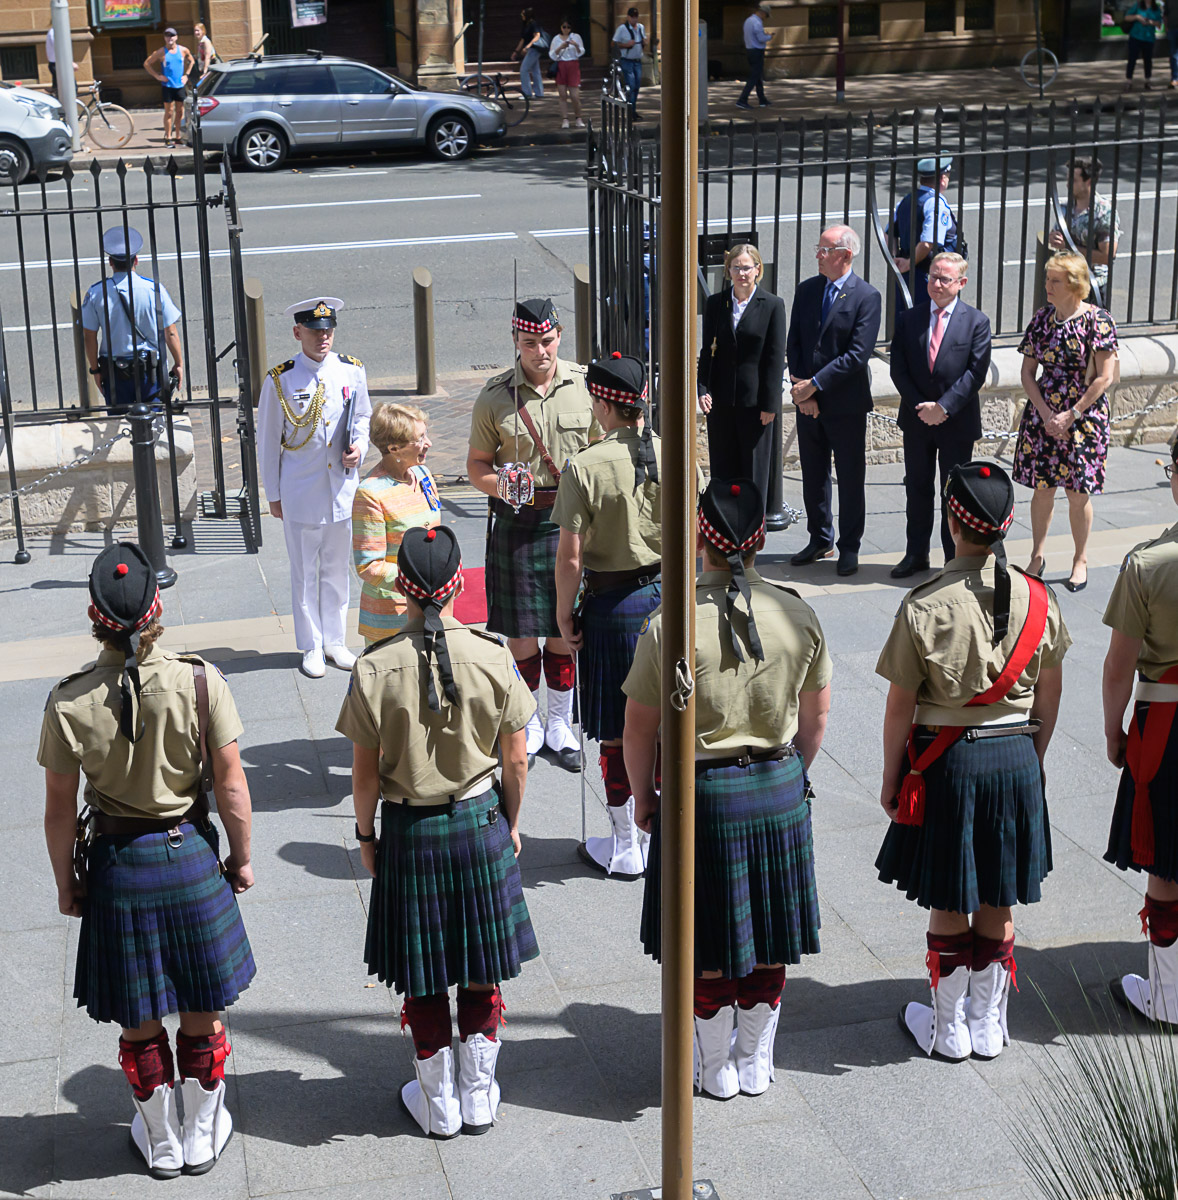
[698,244,788,506]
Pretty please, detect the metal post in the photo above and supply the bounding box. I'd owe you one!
[413,267,436,395]
[70,289,100,410]
[835,0,847,104]
[245,277,267,406]
[129,404,178,589]
[764,413,787,530]
[50,0,80,151]
[573,263,592,365]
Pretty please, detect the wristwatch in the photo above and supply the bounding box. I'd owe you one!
[355,824,376,844]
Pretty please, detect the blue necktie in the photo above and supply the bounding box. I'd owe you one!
[821,280,838,323]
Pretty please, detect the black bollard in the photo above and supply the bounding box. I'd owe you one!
[129,404,178,589]
[764,413,788,531]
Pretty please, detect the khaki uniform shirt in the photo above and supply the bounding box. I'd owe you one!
[468,357,598,488]
[876,557,1072,724]
[624,568,832,753]
[37,646,243,820]
[1103,521,1178,679]
[335,615,536,801]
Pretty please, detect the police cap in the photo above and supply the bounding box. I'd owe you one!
[102,226,143,262]
[285,297,344,329]
[916,156,952,176]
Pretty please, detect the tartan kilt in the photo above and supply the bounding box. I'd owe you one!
[75,822,255,1028]
[580,578,661,742]
[641,755,821,976]
[366,789,539,998]
[876,728,1051,912]
[1105,701,1178,879]
[486,499,560,640]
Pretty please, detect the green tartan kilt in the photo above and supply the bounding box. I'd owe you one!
[486,499,561,640]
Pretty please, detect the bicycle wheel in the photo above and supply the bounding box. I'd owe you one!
[74,99,91,138]
[85,102,134,150]
[459,73,500,101]
[499,89,530,129]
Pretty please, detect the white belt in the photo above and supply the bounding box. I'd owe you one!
[388,779,492,808]
[914,708,1027,729]
[1136,681,1178,703]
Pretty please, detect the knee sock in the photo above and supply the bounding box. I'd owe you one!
[1142,895,1178,947]
[176,1028,231,1091]
[693,975,738,1019]
[516,651,542,693]
[456,987,504,1042]
[925,930,973,990]
[737,965,786,1010]
[599,743,632,808]
[543,646,575,691]
[119,1030,174,1100]
[402,993,452,1059]
[972,934,1018,990]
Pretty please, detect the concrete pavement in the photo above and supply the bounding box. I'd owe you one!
[2,441,1175,1198]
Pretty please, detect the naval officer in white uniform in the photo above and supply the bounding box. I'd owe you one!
[256,297,372,678]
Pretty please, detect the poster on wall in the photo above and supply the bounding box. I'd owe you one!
[291,0,327,28]
[88,0,160,28]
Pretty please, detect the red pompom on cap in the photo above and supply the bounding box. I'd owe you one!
[115,563,129,576]
[611,351,622,358]
[730,484,741,495]
[979,466,991,477]
[425,529,436,541]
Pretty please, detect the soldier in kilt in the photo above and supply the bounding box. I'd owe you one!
[554,353,663,878]
[467,298,598,772]
[337,526,539,1137]
[876,462,1070,1060]
[39,543,255,1178]
[1103,440,1178,1025]
[623,479,832,1099]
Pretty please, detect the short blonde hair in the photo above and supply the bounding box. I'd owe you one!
[930,251,968,277]
[1046,251,1090,299]
[724,243,764,282]
[370,403,427,454]
[194,22,206,36]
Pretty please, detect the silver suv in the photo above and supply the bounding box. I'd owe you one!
[191,53,506,168]
[0,82,73,186]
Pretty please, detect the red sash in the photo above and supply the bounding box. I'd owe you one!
[1125,663,1178,865]
[895,574,1050,827]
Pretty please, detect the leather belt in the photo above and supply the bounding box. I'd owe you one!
[1136,680,1178,703]
[917,720,1039,742]
[584,565,661,594]
[386,779,493,808]
[91,805,199,838]
[695,745,795,772]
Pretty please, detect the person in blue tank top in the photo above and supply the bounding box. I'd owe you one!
[144,28,194,148]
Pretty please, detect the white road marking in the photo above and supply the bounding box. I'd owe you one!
[1002,248,1177,266]
[240,192,480,212]
[2,322,71,332]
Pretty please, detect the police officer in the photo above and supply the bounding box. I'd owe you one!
[256,297,372,679]
[82,227,183,414]
[876,461,1069,1060]
[337,526,538,1137]
[891,157,961,305]
[554,353,662,878]
[38,543,255,1178]
[624,479,832,1099]
[1102,441,1178,1025]
[466,298,597,770]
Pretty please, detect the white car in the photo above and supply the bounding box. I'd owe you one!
[0,82,73,185]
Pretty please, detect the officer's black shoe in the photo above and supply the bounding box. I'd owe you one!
[527,753,536,770]
[552,748,581,772]
[790,541,835,566]
[836,552,859,577]
[890,554,931,579]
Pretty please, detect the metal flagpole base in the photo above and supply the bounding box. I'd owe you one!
[611,1182,721,1199]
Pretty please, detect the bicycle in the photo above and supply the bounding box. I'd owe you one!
[75,81,135,151]
[457,71,530,129]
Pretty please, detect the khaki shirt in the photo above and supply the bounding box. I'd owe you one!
[624,568,832,753]
[468,357,598,487]
[335,615,536,801]
[1103,521,1178,679]
[37,645,243,820]
[876,557,1072,724]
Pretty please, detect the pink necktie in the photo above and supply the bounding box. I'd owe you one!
[928,307,947,371]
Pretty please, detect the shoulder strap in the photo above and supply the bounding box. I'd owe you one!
[115,278,155,347]
[192,663,214,804]
[968,574,1050,707]
[513,384,563,481]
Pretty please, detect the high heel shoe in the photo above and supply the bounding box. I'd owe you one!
[1027,557,1045,578]
[1063,568,1088,593]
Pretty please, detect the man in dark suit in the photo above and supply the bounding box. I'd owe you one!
[786,224,882,576]
[889,251,992,577]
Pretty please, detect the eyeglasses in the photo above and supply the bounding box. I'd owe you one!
[815,245,845,256]
[928,274,961,285]
[1166,464,1175,479]
[730,264,757,273]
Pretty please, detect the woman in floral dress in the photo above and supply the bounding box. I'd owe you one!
[1013,251,1118,592]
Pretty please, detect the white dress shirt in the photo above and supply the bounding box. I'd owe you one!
[928,295,959,342]
[732,285,757,330]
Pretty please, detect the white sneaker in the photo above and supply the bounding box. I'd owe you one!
[324,644,356,670]
[575,118,586,128]
[129,1082,184,1179]
[179,1078,233,1175]
[300,649,326,678]
[561,119,570,129]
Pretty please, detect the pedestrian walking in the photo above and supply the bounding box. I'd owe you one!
[193,23,217,81]
[337,526,538,1137]
[143,28,194,148]
[1048,156,1120,300]
[890,157,962,305]
[735,3,774,110]
[352,403,441,645]
[256,297,372,679]
[39,543,255,1178]
[1013,252,1118,592]
[466,298,598,771]
[1103,442,1178,1025]
[624,478,832,1099]
[82,226,184,414]
[1124,1,1164,89]
[1167,0,1178,86]
[512,8,546,100]
[876,462,1069,1061]
[549,19,586,129]
[612,6,646,118]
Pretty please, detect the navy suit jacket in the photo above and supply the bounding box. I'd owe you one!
[786,272,882,417]
[890,299,992,442]
[697,287,787,413]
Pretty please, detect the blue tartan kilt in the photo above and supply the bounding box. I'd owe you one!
[75,821,255,1028]
[366,789,540,998]
[486,500,560,640]
[1105,701,1178,879]
[580,578,661,742]
[875,727,1051,912]
[641,754,821,977]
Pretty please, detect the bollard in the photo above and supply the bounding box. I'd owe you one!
[244,277,266,406]
[412,267,436,395]
[71,289,101,410]
[129,404,178,589]
[574,263,592,365]
[764,412,788,530]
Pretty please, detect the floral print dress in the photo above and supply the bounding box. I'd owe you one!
[1012,304,1117,495]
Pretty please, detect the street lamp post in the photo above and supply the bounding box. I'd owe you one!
[50,0,80,152]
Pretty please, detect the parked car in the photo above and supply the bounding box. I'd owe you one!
[190,53,507,168]
[0,82,73,185]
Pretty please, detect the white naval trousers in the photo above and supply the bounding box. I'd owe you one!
[283,518,351,651]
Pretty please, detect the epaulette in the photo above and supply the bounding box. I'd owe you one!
[45,664,98,707]
[486,368,515,389]
[359,630,408,656]
[466,627,505,646]
[904,569,949,600]
[338,354,363,367]
[564,361,587,376]
[764,579,803,600]
[268,359,295,382]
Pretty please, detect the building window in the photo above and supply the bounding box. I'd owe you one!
[925,0,956,34]
[808,4,839,39]
[111,35,148,72]
[0,45,39,81]
[964,0,994,30]
[849,3,881,37]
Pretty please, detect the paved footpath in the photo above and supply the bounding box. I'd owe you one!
[1,441,1175,1200]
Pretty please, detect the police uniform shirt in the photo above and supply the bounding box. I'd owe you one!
[81,270,181,357]
[335,616,536,802]
[468,357,599,488]
[255,350,372,526]
[37,646,243,821]
[893,186,956,256]
[624,569,832,753]
[1103,522,1178,679]
[875,558,1072,725]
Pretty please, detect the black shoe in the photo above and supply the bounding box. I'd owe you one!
[837,552,859,577]
[527,752,536,769]
[550,747,581,772]
[790,541,835,566]
[734,100,751,110]
[759,99,771,107]
[631,111,645,121]
[890,554,930,579]
[1062,574,1088,593]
